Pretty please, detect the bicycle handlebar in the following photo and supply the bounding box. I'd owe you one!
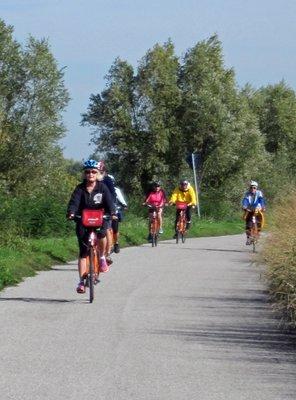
[68,213,117,222]
[145,204,163,210]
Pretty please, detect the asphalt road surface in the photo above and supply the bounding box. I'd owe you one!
[1,234,296,400]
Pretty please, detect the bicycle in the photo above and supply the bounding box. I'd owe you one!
[175,201,188,244]
[146,204,161,247]
[75,209,105,303]
[147,204,160,247]
[245,208,264,253]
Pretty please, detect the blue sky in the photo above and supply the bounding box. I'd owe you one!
[1,0,296,160]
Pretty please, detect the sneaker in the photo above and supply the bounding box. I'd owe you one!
[246,237,251,245]
[76,282,85,294]
[159,228,163,234]
[114,243,120,254]
[100,257,109,273]
[106,255,113,266]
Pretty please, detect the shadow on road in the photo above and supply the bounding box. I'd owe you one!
[150,290,296,365]
[184,247,246,253]
[0,297,78,304]
[51,267,77,272]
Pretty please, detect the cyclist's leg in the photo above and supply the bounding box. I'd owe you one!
[245,214,252,244]
[76,224,89,292]
[112,219,120,253]
[185,206,192,230]
[158,208,163,233]
[174,210,179,234]
[257,212,262,233]
[97,223,109,272]
[147,210,153,241]
[106,223,113,257]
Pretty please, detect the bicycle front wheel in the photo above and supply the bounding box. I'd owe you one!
[89,247,95,303]
[152,233,158,247]
[250,222,258,253]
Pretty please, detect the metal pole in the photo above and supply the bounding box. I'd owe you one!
[192,153,201,218]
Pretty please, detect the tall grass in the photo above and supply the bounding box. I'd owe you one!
[262,191,296,327]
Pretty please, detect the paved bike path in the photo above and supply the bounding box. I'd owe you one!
[0,234,296,400]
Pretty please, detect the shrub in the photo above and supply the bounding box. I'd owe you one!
[262,190,296,327]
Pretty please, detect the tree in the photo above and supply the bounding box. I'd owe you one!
[179,35,267,200]
[250,82,296,170]
[135,40,182,190]
[0,20,69,194]
[82,58,141,192]
[83,43,182,194]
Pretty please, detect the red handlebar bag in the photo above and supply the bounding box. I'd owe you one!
[176,202,188,210]
[82,209,104,227]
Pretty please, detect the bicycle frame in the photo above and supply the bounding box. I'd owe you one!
[147,205,161,247]
[74,212,106,303]
[245,209,260,253]
[250,213,259,253]
[176,202,187,244]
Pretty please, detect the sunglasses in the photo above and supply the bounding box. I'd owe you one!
[250,186,257,189]
[85,169,99,175]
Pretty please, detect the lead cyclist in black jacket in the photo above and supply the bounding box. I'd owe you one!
[67,159,116,294]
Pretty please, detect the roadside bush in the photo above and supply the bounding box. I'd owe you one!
[262,190,296,327]
[0,193,72,242]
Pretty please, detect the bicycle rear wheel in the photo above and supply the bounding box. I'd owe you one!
[89,247,95,303]
[181,232,186,243]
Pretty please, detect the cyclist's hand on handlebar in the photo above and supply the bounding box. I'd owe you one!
[111,214,118,220]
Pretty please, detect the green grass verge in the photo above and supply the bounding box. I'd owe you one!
[0,237,77,291]
[0,213,243,291]
[119,212,243,246]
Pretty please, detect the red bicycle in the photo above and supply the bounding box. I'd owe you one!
[146,204,161,247]
[245,208,264,253]
[76,209,105,303]
[175,202,188,244]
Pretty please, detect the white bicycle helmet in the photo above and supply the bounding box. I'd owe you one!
[249,180,258,188]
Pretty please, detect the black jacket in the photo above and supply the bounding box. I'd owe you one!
[67,180,116,217]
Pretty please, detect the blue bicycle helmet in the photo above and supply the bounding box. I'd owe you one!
[82,159,99,170]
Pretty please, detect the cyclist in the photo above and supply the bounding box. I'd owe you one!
[97,160,116,264]
[242,180,266,245]
[169,179,197,237]
[67,159,116,294]
[109,174,128,254]
[143,181,167,239]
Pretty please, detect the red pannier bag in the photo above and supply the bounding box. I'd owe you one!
[176,201,188,210]
[82,209,104,228]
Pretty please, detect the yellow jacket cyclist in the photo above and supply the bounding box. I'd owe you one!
[169,180,197,235]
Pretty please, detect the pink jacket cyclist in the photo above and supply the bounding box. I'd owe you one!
[143,181,167,234]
